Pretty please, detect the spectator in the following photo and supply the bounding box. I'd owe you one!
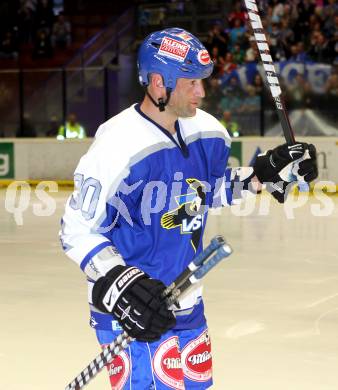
[220,76,244,114]
[315,0,324,7]
[308,32,334,63]
[0,31,18,59]
[288,42,309,62]
[325,72,338,97]
[238,85,260,113]
[57,113,86,140]
[231,43,245,64]
[21,0,38,13]
[223,52,237,74]
[287,73,312,108]
[282,2,299,27]
[279,18,295,55]
[252,73,264,95]
[311,20,323,40]
[32,29,53,58]
[271,0,284,20]
[323,0,337,21]
[245,37,259,62]
[268,19,286,61]
[51,12,71,49]
[228,1,246,27]
[206,23,228,56]
[264,5,274,28]
[326,14,338,41]
[296,0,316,40]
[210,46,224,77]
[229,18,246,48]
[202,77,223,117]
[35,0,54,35]
[219,110,240,137]
[17,4,35,44]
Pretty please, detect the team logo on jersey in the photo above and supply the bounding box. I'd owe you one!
[181,330,212,382]
[161,178,206,252]
[89,315,98,328]
[153,336,184,389]
[197,50,211,65]
[158,37,190,62]
[105,348,130,390]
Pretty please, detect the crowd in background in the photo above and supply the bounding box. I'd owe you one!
[0,0,71,60]
[201,0,338,133]
[1,0,337,137]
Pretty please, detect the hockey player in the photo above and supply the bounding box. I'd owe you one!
[60,28,318,389]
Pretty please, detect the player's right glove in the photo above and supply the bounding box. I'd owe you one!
[92,265,176,342]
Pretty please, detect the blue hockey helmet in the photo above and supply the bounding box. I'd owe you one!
[137,28,214,91]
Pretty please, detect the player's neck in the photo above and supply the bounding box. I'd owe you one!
[140,97,177,135]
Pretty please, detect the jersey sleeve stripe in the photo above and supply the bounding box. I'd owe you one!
[80,241,113,271]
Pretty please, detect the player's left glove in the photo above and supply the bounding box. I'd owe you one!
[92,266,176,342]
[253,142,318,203]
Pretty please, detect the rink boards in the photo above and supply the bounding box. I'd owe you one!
[0,137,337,185]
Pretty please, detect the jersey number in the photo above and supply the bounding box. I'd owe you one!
[70,174,102,220]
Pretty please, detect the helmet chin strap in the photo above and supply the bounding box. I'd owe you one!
[145,87,172,112]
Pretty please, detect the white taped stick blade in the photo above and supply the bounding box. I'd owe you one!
[254,33,266,41]
[271,85,282,97]
[263,63,276,72]
[260,53,273,62]
[248,11,263,29]
[267,76,279,85]
[257,42,269,51]
[244,0,258,12]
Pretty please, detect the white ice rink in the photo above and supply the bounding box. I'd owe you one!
[1,188,338,390]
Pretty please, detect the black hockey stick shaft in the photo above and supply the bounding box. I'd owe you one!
[65,236,232,390]
[162,235,225,296]
[244,0,296,145]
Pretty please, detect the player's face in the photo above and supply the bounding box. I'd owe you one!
[168,78,205,118]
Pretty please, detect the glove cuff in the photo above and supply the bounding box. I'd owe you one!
[253,151,276,184]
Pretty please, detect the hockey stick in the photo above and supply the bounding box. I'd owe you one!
[244,0,309,190]
[65,235,232,390]
[243,0,295,144]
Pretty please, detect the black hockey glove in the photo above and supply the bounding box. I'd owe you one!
[92,266,176,342]
[253,143,318,203]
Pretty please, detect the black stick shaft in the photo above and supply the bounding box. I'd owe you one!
[244,0,296,145]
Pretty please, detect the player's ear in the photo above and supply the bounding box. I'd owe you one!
[150,73,164,89]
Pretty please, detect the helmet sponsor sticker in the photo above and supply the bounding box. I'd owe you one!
[181,330,212,382]
[197,50,211,65]
[106,349,130,390]
[158,37,190,62]
[153,336,184,389]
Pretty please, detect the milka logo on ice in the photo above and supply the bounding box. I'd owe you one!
[161,178,206,252]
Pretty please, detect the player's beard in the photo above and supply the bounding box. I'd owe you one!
[169,98,201,118]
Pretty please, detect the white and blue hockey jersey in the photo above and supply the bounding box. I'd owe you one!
[60,103,235,331]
